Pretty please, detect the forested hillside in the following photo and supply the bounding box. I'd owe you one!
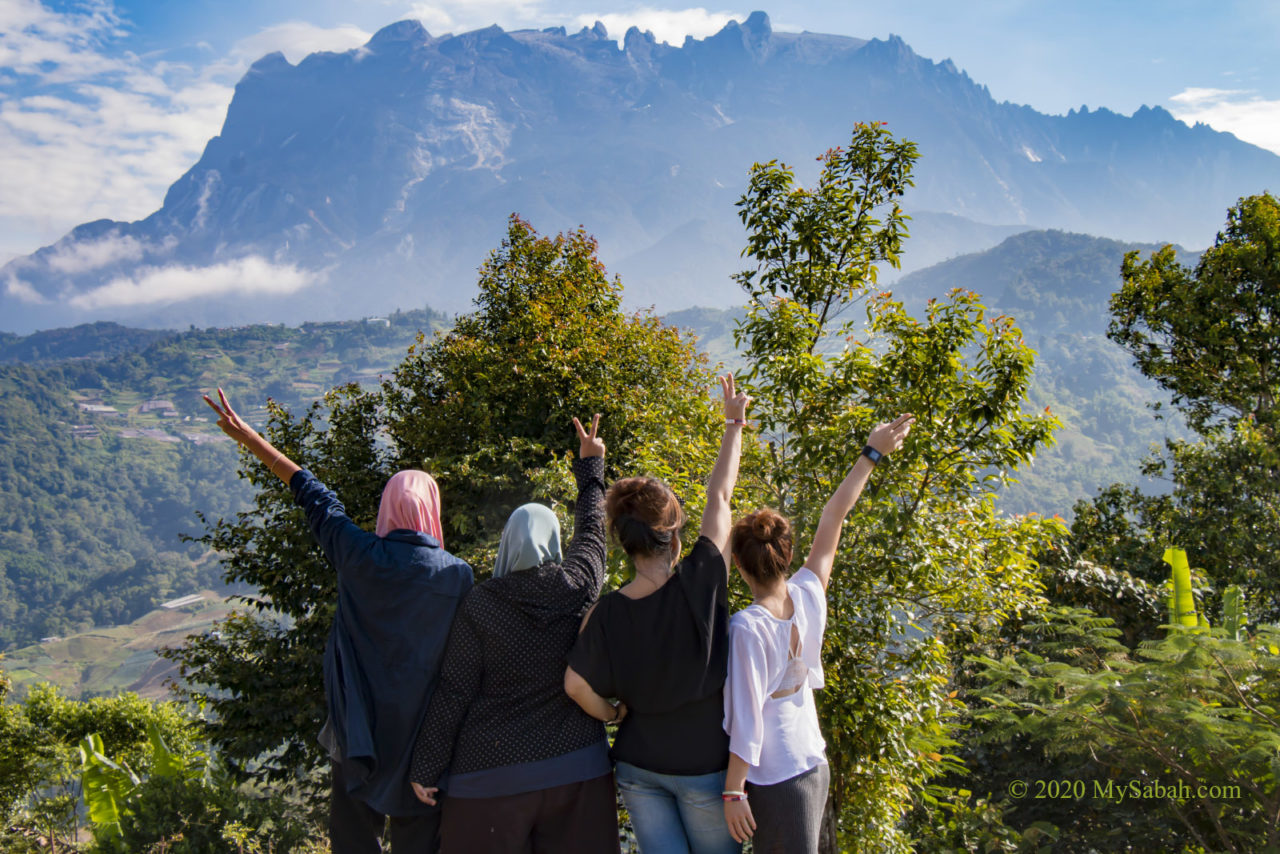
[0,310,446,650]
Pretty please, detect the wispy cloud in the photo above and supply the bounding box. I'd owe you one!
[4,273,46,304]
[44,232,153,274]
[230,21,372,65]
[572,7,740,46]
[403,1,739,45]
[1168,87,1280,156]
[0,1,374,261]
[66,256,320,309]
[0,0,234,256]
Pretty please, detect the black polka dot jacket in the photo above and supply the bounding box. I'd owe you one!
[410,456,609,789]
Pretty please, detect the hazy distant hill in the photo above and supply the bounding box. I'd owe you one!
[0,322,172,364]
[3,11,1276,332]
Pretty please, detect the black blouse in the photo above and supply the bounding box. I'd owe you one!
[568,536,731,775]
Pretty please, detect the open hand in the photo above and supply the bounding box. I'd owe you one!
[724,797,756,843]
[202,388,258,446]
[573,413,605,459]
[866,413,915,457]
[411,782,439,806]
[720,373,751,422]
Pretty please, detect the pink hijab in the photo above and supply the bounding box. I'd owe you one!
[375,469,444,543]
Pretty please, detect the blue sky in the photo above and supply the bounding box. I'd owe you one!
[3,0,1278,263]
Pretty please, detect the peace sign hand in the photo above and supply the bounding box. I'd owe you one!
[866,413,915,457]
[202,388,259,447]
[573,414,605,459]
[719,373,751,422]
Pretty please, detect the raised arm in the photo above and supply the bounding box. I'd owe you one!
[560,415,608,596]
[206,387,373,567]
[203,388,300,485]
[804,414,914,589]
[699,374,752,559]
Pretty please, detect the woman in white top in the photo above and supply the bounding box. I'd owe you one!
[721,414,914,853]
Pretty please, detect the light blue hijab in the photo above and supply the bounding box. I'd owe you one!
[493,503,563,578]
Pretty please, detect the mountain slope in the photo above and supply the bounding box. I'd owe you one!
[2,12,1276,332]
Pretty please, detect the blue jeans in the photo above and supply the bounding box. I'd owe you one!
[616,762,742,854]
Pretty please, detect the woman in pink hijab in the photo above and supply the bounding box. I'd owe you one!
[205,389,473,854]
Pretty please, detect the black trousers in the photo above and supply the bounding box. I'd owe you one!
[439,772,619,853]
[331,762,441,854]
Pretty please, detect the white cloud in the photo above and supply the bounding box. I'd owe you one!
[0,1,234,259]
[4,274,46,304]
[45,233,148,274]
[0,2,374,262]
[67,257,320,309]
[404,1,544,34]
[1168,87,1280,156]
[231,21,372,65]
[572,7,741,46]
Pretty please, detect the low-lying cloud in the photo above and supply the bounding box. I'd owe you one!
[67,257,319,310]
[44,233,151,274]
[1169,87,1280,156]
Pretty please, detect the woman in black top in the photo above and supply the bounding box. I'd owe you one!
[567,375,749,854]
[410,415,620,853]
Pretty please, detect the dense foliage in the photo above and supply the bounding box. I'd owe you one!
[0,664,320,852]
[733,123,1060,852]
[1073,193,1280,619]
[971,610,1280,852]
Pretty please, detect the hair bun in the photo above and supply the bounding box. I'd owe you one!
[731,508,793,583]
[605,476,686,557]
[751,509,786,542]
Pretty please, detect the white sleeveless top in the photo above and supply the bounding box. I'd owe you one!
[722,567,828,785]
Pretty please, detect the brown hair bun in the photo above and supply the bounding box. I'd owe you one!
[605,477,685,557]
[732,508,793,583]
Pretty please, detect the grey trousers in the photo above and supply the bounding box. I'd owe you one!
[745,763,830,854]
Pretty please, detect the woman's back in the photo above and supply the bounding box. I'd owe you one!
[443,566,605,775]
[571,535,731,775]
[412,455,610,793]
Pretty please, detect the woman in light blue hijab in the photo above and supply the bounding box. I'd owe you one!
[493,503,563,579]
[412,416,621,852]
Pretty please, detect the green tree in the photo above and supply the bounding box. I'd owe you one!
[1109,193,1280,434]
[0,676,199,851]
[1073,193,1280,618]
[166,216,746,789]
[972,609,1280,853]
[734,123,1060,852]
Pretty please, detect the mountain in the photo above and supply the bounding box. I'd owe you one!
[2,12,1276,333]
[894,229,1196,513]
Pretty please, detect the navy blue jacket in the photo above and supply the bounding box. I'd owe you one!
[292,469,473,816]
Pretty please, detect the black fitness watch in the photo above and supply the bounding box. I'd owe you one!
[860,444,883,465]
